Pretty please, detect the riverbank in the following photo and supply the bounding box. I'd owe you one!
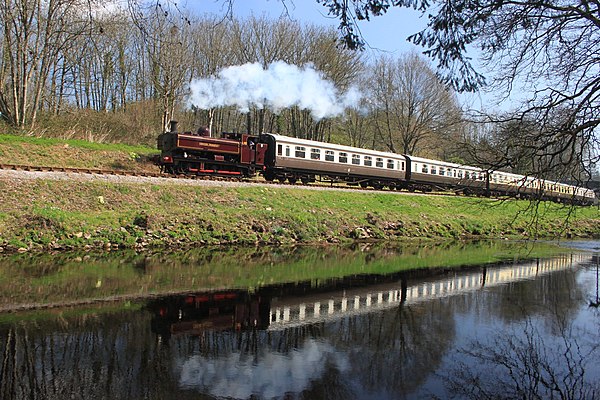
[0,170,598,254]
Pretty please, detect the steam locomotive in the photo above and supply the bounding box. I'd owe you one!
[157,121,596,205]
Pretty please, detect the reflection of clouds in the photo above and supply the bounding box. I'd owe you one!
[178,338,349,399]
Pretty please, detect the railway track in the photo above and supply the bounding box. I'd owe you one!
[2,162,589,204]
[0,163,161,177]
[0,162,439,195]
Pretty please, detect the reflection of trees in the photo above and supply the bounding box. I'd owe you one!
[0,312,198,400]
[0,283,456,400]
[444,318,600,399]
[485,268,584,332]
[320,300,456,397]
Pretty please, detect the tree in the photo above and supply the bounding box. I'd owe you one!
[463,110,595,184]
[368,53,461,157]
[315,0,600,184]
[0,0,91,127]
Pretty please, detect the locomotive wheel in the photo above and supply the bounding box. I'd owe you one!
[301,176,310,184]
[264,171,275,182]
[360,181,369,188]
[288,177,297,184]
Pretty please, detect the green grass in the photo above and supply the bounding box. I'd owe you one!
[0,133,155,153]
[0,131,597,251]
[0,178,597,252]
[0,133,159,172]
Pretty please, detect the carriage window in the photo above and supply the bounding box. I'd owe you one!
[387,159,394,169]
[311,148,321,160]
[431,166,437,175]
[447,169,453,177]
[295,146,306,158]
[339,152,348,163]
[364,156,372,166]
[400,161,405,170]
[422,165,429,173]
[439,167,445,176]
[277,144,283,156]
[376,157,384,168]
[285,146,290,156]
[352,154,360,165]
[325,150,334,162]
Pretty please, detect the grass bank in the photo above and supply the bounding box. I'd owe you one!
[0,133,158,173]
[0,176,598,253]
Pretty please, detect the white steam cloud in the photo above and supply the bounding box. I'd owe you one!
[177,338,349,399]
[187,61,361,120]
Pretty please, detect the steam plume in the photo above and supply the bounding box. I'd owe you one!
[187,61,361,120]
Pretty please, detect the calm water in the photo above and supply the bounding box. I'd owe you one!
[0,241,599,399]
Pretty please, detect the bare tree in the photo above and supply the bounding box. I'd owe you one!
[141,6,194,133]
[444,318,600,399]
[314,0,600,185]
[368,53,461,157]
[462,113,594,184]
[0,0,91,127]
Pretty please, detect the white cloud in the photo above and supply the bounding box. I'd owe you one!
[187,61,362,120]
[177,338,349,398]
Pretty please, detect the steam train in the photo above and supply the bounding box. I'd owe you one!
[157,121,596,205]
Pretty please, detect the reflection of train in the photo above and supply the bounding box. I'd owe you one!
[148,291,270,337]
[157,121,596,205]
[148,253,590,336]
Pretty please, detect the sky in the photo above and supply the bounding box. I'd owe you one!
[182,0,493,110]
[187,0,426,55]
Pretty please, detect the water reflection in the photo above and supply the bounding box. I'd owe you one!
[147,253,586,337]
[0,248,596,400]
[0,240,566,310]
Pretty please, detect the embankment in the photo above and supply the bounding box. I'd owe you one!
[0,172,598,253]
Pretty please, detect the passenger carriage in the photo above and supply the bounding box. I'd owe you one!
[260,133,407,188]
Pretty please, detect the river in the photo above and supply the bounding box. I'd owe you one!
[0,240,598,399]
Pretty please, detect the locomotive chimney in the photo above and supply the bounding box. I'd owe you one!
[170,120,178,133]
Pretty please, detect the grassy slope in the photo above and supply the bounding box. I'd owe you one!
[0,134,599,252]
[0,133,158,172]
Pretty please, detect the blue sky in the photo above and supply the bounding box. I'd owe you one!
[187,0,426,55]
